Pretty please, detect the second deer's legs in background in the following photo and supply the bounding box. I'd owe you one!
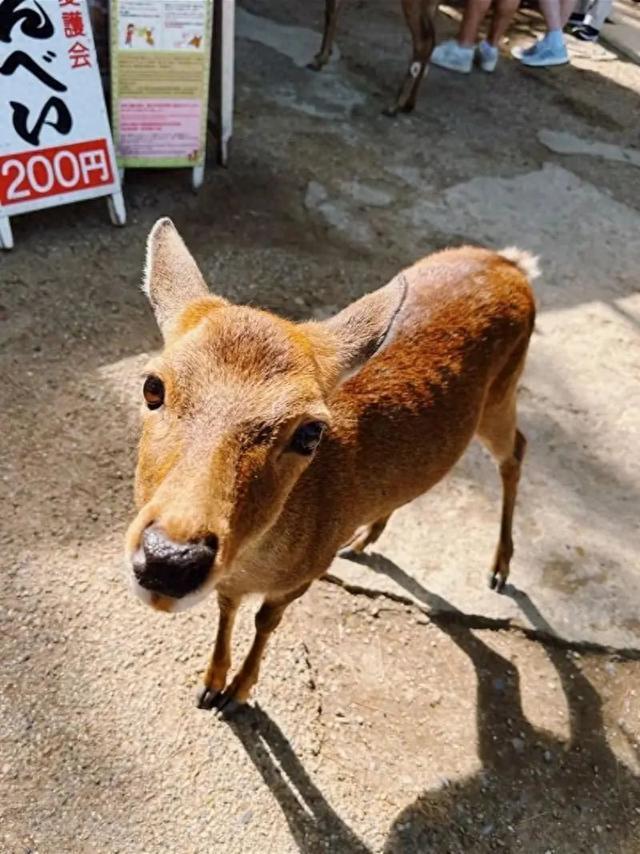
[386,0,438,115]
[308,0,347,70]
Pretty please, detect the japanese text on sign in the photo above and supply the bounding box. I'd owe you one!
[0,0,120,219]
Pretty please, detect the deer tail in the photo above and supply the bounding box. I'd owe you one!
[500,247,540,282]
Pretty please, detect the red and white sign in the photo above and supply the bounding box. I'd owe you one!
[0,0,123,238]
[1,138,114,206]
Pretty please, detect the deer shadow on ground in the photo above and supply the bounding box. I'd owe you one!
[228,704,369,853]
[228,552,640,853]
[367,553,640,852]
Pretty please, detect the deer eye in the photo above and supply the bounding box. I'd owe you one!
[255,424,274,445]
[289,421,326,456]
[143,375,165,410]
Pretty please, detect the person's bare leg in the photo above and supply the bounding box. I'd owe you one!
[459,0,493,46]
[538,0,563,30]
[515,0,573,59]
[560,0,578,25]
[537,0,576,29]
[487,0,521,45]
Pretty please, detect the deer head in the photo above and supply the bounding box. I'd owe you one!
[125,219,406,612]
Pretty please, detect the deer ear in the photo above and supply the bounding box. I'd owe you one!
[143,218,225,338]
[303,272,408,390]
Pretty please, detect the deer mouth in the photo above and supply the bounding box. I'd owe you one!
[125,525,219,613]
[126,553,217,613]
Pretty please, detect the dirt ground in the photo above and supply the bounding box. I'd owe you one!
[2,1,640,852]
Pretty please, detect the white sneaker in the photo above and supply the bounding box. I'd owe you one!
[430,40,474,74]
[476,40,499,72]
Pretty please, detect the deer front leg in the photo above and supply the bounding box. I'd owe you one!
[385,0,437,116]
[211,583,311,718]
[196,593,240,710]
[308,0,346,71]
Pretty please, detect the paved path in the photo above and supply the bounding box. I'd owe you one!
[2,2,640,851]
[603,0,640,62]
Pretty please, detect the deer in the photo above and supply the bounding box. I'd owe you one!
[308,0,440,116]
[125,218,537,716]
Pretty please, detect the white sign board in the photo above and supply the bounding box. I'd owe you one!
[0,0,125,248]
[110,0,214,190]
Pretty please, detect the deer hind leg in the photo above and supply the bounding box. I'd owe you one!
[477,382,527,594]
[340,514,392,555]
[385,0,437,116]
[308,0,346,71]
[210,583,311,717]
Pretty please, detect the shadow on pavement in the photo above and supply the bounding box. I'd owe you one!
[228,704,370,853]
[228,551,640,852]
[364,553,640,852]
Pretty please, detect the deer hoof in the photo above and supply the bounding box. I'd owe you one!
[383,101,416,117]
[196,686,220,710]
[337,546,362,560]
[213,692,246,721]
[306,57,324,72]
[488,572,508,594]
[216,700,242,721]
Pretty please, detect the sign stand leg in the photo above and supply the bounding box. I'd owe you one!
[108,191,127,226]
[217,0,235,167]
[192,165,205,191]
[0,216,14,250]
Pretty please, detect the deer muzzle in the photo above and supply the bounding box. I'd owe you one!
[132,525,217,600]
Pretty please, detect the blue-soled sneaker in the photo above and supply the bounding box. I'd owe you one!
[476,40,499,72]
[511,39,545,60]
[513,38,569,66]
[430,40,474,73]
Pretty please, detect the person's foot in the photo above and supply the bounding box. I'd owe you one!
[511,39,542,60]
[430,40,474,73]
[476,40,499,72]
[512,35,569,66]
[567,11,586,28]
[572,24,600,41]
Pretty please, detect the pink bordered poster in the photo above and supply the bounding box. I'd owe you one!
[0,0,125,249]
[110,0,213,189]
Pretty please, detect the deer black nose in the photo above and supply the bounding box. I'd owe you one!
[133,526,217,599]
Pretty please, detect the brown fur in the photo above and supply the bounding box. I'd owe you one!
[308,0,440,116]
[126,219,537,708]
